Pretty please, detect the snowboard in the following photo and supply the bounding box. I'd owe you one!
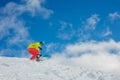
[36,55,48,62]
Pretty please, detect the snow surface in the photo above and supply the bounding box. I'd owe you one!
[0,57,120,80]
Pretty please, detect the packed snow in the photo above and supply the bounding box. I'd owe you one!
[0,57,120,80]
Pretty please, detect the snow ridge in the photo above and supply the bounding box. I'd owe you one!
[0,57,119,80]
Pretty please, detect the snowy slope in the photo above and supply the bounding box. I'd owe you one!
[0,57,120,80]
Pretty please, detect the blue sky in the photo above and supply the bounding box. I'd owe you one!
[0,0,120,57]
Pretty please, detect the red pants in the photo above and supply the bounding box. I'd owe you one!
[28,48,40,60]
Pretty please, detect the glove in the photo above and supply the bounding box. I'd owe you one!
[38,47,42,50]
[40,48,42,50]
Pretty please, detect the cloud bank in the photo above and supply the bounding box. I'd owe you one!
[109,12,120,21]
[51,39,120,72]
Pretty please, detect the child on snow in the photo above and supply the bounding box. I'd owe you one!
[27,42,44,61]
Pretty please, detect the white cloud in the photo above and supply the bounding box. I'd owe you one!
[57,21,75,40]
[0,2,24,16]
[45,42,65,55]
[1,0,53,18]
[85,14,100,30]
[57,31,75,40]
[53,14,100,41]
[0,16,32,57]
[58,21,68,31]
[64,39,120,56]
[102,27,112,37]
[25,0,53,18]
[51,39,120,72]
[46,43,58,53]
[70,53,120,72]
[76,14,100,41]
[0,16,31,46]
[109,12,120,21]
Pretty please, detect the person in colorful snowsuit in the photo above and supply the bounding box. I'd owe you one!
[27,42,44,60]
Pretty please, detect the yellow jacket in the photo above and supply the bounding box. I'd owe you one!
[28,42,42,51]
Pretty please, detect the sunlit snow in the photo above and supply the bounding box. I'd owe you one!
[0,57,120,80]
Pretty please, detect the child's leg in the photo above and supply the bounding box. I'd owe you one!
[36,51,40,61]
[28,48,37,60]
[30,54,37,60]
